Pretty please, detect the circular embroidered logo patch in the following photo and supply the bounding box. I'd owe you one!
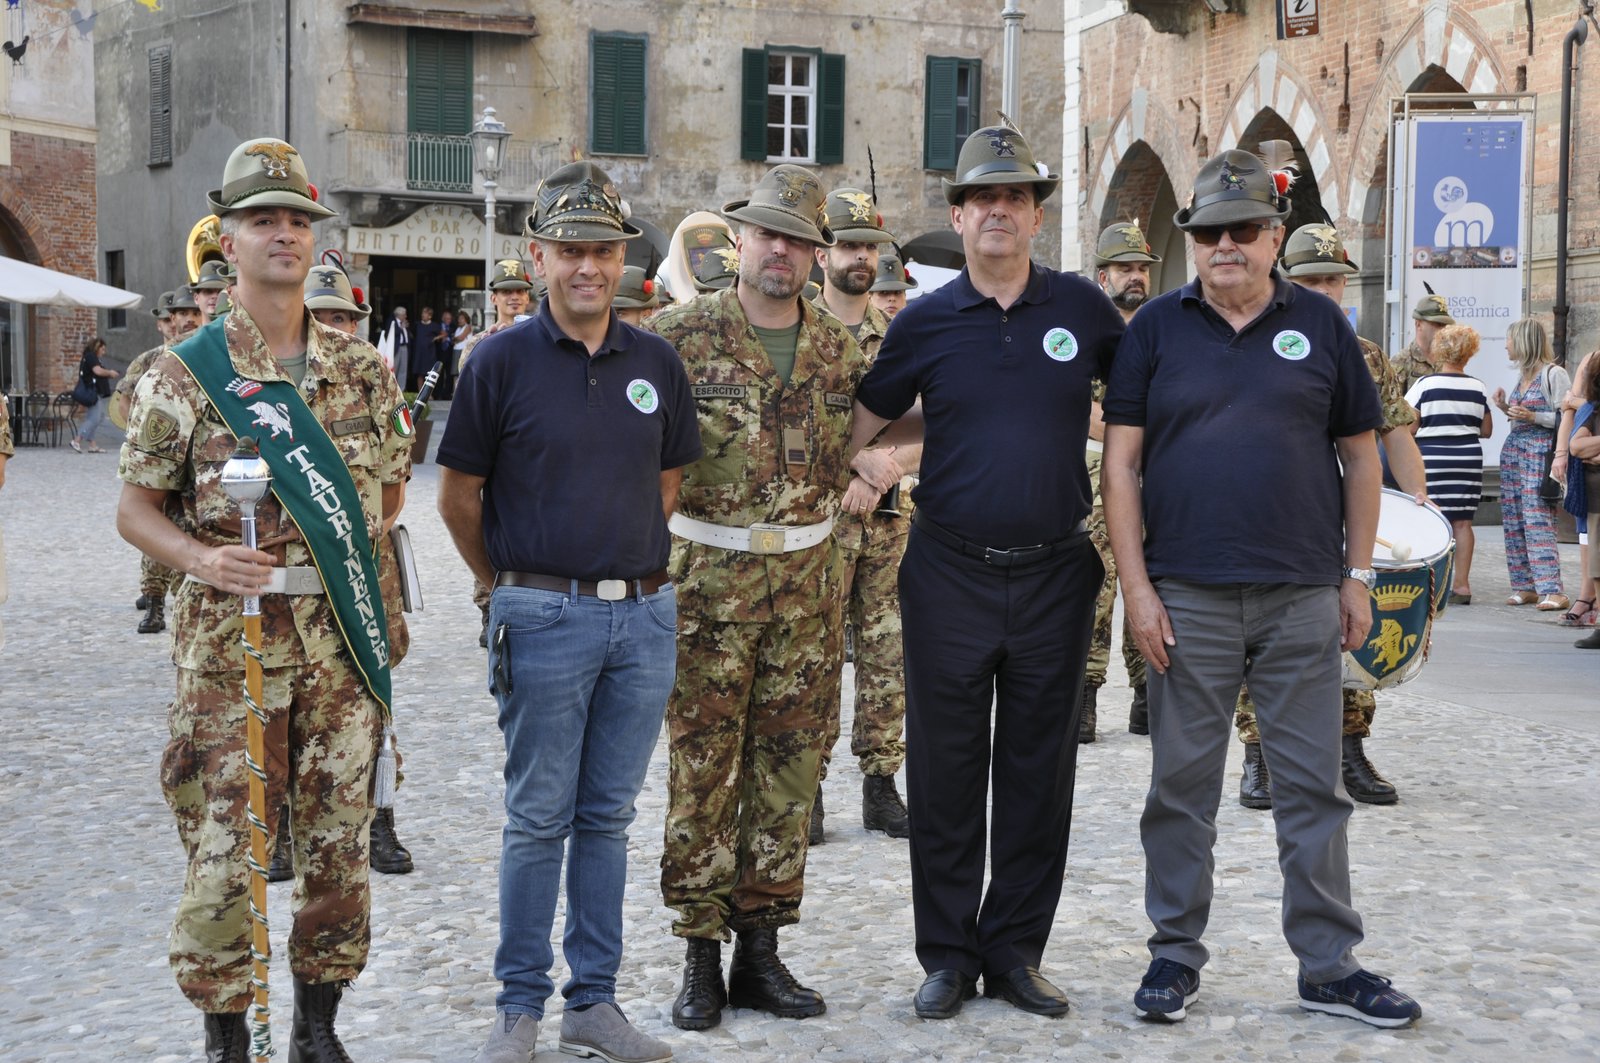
[1043,327,1078,362]
[626,379,659,413]
[1273,330,1311,361]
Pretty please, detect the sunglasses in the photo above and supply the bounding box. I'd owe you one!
[1190,222,1275,246]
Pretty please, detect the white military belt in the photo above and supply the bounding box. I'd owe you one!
[669,513,834,555]
[187,566,325,595]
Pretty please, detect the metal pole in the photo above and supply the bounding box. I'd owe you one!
[483,179,497,309]
[1002,0,1026,123]
[1553,15,1588,366]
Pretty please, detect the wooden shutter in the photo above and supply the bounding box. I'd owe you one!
[592,33,647,155]
[816,52,845,165]
[740,48,768,161]
[924,56,958,170]
[408,30,473,134]
[148,45,172,167]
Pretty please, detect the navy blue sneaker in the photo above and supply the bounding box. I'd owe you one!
[1134,958,1200,1022]
[1298,969,1421,1028]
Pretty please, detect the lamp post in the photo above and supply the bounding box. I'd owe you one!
[469,106,512,307]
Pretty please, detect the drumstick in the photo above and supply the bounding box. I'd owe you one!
[1374,535,1412,562]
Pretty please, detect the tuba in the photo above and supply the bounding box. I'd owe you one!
[186,214,224,284]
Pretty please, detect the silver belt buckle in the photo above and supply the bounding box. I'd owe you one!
[595,579,628,601]
[747,523,787,554]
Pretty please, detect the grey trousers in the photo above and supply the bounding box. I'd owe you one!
[1141,579,1363,983]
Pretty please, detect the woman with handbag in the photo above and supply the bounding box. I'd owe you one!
[1557,350,1599,631]
[1492,319,1571,611]
[1567,364,1600,648]
[70,337,119,453]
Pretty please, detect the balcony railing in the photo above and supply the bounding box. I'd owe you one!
[327,130,567,198]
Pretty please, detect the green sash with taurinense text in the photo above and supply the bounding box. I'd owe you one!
[171,318,391,715]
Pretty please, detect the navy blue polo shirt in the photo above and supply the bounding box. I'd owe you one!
[1102,276,1382,586]
[855,263,1124,546]
[436,308,702,580]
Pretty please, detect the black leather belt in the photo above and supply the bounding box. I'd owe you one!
[912,511,1087,569]
[493,569,669,601]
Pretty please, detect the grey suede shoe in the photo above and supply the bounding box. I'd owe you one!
[473,1011,539,1063]
[559,1002,672,1062]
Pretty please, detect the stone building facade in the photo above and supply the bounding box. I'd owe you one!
[1065,0,1600,368]
[1,2,99,396]
[96,0,1066,357]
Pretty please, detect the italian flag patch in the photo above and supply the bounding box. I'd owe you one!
[391,403,415,438]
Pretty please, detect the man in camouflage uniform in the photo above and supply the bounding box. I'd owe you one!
[647,165,901,1031]
[1082,221,1157,741]
[810,187,919,841]
[1234,222,1430,810]
[459,258,536,647]
[0,390,11,488]
[1391,292,1455,393]
[867,253,916,320]
[613,264,661,326]
[115,285,205,635]
[192,258,232,321]
[115,137,410,1063]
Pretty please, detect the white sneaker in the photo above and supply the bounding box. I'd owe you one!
[473,1010,539,1063]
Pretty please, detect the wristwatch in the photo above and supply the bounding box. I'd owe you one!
[1342,566,1377,589]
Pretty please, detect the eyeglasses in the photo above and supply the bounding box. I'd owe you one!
[1189,222,1275,246]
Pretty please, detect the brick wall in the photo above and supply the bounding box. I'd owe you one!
[1078,1,1600,359]
[1,131,100,393]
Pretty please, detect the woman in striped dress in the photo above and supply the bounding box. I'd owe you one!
[1406,324,1492,604]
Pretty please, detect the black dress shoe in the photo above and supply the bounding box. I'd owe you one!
[984,965,1070,1017]
[913,969,977,1019]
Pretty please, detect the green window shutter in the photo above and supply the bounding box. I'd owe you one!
[924,57,958,170]
[592,34,647,155]
[148,45,172,167]
[408,31,473,134]
[740,47,768,161]
[816,52,845,165]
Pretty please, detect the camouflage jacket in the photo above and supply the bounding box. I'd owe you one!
[111,343,169,427]
[1390,341,1434,396]
[457,318,515,370]
[815,300,910,552]
[1362,336,1416,433]
[647,287,868,622]
[119,306,410,670]
[0,393,12,456]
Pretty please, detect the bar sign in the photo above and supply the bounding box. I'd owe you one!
[1278,0,1320,39]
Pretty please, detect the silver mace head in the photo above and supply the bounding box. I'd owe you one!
[220,436,273,509]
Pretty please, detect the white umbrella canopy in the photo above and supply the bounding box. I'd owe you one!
[0,255,143,309]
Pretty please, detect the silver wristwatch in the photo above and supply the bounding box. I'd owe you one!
[1342,566,1377,589]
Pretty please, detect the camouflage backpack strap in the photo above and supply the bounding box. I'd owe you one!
[170,320,392,714]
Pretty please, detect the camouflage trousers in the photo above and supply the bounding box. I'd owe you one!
[140,552,182,599]
[162,655,381,1011]
[378,534,409,667]
[821,513,909,779]
[661,605,843,939]
[1235,682,1376,743]
[1085,449,1147,689]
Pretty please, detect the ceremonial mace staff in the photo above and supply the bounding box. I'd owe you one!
[220,437,275,1063]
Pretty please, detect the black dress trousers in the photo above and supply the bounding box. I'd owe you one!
[899,524,1102,979]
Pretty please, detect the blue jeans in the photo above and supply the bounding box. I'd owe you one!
[77,396,108,443]
[487,582,677,1018]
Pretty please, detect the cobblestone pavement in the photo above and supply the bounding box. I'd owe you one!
[2,445,1596,1062]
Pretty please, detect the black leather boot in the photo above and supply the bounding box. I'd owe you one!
[808,791,824,846]
[671,937,726,1030]
[861,774,910,838]
[1078,684,1098,743]
[1239,742,1272,810]
[136,592,151,610]
[268,805,294,882]
[204,1012,249,1063]
[369,807,414,874]
[289,978,354,1063]
[138,596,166,634]
[727,928,825,1018]
[1341,734,1398,804]
[1127,683,1149,735]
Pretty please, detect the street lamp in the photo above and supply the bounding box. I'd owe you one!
[470,106,512,306]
